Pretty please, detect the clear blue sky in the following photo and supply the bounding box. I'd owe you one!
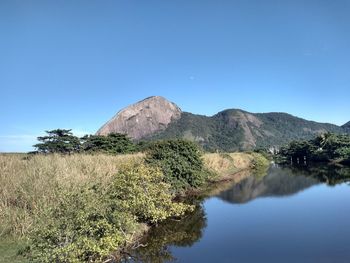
[1,0,350,152]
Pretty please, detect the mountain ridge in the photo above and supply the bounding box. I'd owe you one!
[96,96,348,151]
[343,121,350,132]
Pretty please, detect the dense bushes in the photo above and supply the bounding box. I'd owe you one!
[27,185,133,262]
[145,139,208,192]
[26,163,192,262]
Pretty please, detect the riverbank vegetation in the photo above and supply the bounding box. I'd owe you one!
[278,133,350,165]
[203,152,269,180]
[1,130,269,262]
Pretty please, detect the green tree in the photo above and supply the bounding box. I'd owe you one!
[81,133,135,154]
[33,129,81,154]
[279,133,350,163]
[145,139,208,192]
[335,147,350,159]
[280,140,315,160]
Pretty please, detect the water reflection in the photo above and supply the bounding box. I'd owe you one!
[291,164,350,185]
[124,205,206,263]
[218,165,320,204]
[128,164,350,263]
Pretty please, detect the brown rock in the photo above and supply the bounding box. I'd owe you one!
[96,96,182,140]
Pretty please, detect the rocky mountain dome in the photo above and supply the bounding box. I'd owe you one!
[96,96,182,139]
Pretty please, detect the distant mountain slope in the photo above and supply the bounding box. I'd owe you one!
[343,121,350,132]
[97,96,348,151]
[149,109,344,151]
[253,112,343,149]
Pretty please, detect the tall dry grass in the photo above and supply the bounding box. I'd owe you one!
[203,152,254,177]
[0,153,144,237]
[0,151,266,238]
[228,152,257,169]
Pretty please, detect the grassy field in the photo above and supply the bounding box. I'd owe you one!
[0,151,267,262]
[0,153,144,238]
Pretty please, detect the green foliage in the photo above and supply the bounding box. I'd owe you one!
[279,133,350,164]
[27,186,132,263]
[26,163,192,263]
[149,112,245,152]
[147,110,348,152]
[81,133,135,154]
[314,133,350,159]
[280,140,317,160]
[253,148,273,160]
[0,238,27,263]
[34,129,81,154]
[135,140,154,152]
[109,163,192,223]
[145,139,208,192]
[249,152,270,170]
[254,113,341,148]
[34,130,136,155]
[334,147,350,158]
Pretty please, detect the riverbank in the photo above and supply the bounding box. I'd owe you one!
[128,164,350,262]
[0,151,268,262]
[204,152,270,181]
[187,152,269,197]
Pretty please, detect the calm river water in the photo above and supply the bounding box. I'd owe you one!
[127,164,350,263]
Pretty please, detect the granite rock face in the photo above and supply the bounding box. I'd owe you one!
[96,96,182,140]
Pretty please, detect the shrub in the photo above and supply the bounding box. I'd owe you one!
[145,139,207,192]
[109,163,191,223]
[26,163,192,263]
[249,152,270,170]
[27,186,135,263]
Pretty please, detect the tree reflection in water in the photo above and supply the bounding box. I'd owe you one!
[219,164,350,204]
[123,204,206,263]
[290,164,350,186]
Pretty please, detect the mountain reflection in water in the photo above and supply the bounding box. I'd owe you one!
[218,165,320,204]
[126,164,350,263]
